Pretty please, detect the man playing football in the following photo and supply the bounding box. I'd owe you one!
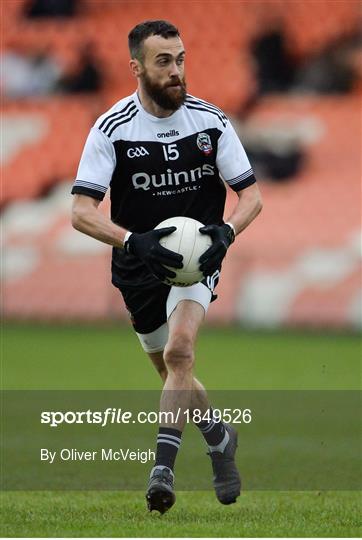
[71,20,262,514]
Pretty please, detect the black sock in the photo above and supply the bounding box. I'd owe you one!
[195,407,225,446]
[155,427,182,471]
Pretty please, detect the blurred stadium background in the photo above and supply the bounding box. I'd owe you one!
[2,0,361,330]
[1,4,361,536]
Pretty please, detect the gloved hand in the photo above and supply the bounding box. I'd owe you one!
[125,227,183,282]
[199,223,235,276]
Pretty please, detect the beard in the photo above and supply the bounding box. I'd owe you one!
[141,71,187,111]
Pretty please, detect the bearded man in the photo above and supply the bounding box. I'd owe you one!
[71,20,262,514]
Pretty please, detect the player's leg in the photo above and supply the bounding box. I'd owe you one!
[148,351,168,382]
[148,348,224,431]
[147,342,238,478]
[145,299,199,505]
[148,350,233,454]
[148,350,210,412]
[162,283,231,452]
[147,282,240,511]
[147,344,240,506]
[146,298,204,512]
[161,299,204,427]
[120,281,240,510]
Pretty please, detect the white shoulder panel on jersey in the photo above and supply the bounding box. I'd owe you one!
[184,94,228,130]
[94,94,139,139]
[91,92,229,143]
[185,95,254,188]
[73,127,116,198]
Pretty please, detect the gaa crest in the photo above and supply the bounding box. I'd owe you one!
[197,132,213,155]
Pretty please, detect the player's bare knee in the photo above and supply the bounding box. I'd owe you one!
[164,349,194,373]
[164,334,194,372]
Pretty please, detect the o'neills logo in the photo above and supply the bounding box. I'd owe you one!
[132,164,215,191]
[157,130,179,138]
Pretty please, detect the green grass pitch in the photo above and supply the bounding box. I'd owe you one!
[1,323,361,537]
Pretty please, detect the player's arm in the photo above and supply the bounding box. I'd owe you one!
[199,185,262,275]
[224,182,262,235]
[71,194,182,281]
[199,119,262,276]
[71,127,128,247]
[71,194,127,247]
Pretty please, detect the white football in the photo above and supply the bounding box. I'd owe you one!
[155,216,212,287]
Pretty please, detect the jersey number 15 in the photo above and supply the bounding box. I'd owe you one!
[162,144,179,161]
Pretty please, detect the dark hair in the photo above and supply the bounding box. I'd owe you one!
[128,20,180,61]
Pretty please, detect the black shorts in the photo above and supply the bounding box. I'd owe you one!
[118,272,220,334]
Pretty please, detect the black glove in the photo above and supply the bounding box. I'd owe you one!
[124,227,183,282]
[199,223,235,276]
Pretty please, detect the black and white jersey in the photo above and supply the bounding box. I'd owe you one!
[72,91,256,288]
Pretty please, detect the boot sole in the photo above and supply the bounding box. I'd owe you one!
[146,486,176,514]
